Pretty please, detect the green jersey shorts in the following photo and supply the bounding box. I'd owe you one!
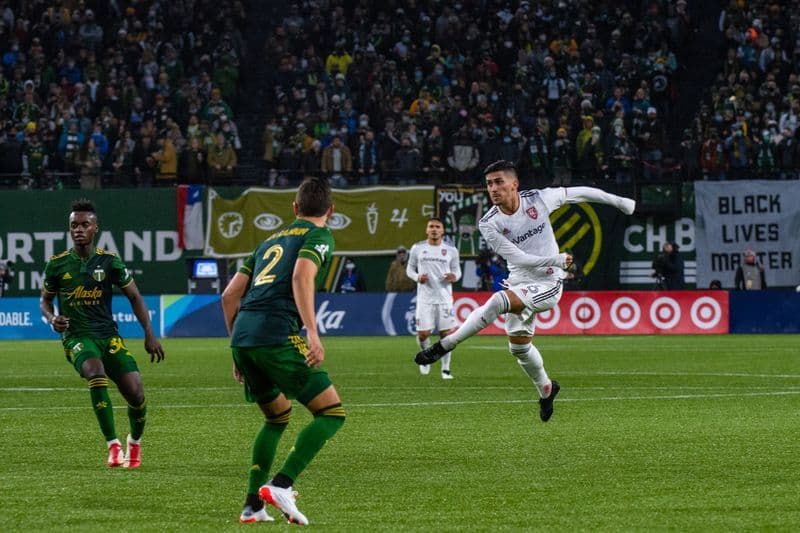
[64,336,140,380]
[232,335,333,405]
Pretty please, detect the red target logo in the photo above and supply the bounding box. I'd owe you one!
[649,297,681,329]
[690,297,722,330]
[610,297,641,330]
[569,297,601,329]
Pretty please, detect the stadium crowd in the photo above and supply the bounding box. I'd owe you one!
[4,1,800,188]
[0,0,246,189]
[259,0,692,187]
[688,0,800,180]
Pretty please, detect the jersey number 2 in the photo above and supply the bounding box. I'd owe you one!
[253,245,284,286]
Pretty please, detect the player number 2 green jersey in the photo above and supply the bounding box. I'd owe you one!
[231,219,335,347]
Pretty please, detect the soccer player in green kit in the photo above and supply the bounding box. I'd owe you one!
[222,177,345,525]
[40,199,165,468]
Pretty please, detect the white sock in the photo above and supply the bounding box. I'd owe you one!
[107,438,121,448]
[440,352,452,372]
[509,343,551,398]
[127,435,141,445]
[442,292,510,350]
[416,337,431,351]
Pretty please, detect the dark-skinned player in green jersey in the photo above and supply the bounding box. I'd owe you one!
[40,199,165,469]
[222,177,345,525]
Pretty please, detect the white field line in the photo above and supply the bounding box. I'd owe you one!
[1,390,799,412]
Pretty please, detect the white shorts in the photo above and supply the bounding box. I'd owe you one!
[504,280,563,337]
[415,301,459,333]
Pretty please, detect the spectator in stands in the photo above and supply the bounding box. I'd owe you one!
[338,257,366,293]
[321,134,351,188]
[208,133,237,183]
[133,133,157,187]
[152,137,177,184]
[394,135,422,185]
[385,246,416,293]
[701,129,727,180]
[22,132,49,188]
[638,107,666,180]
[356,129,379,185]
[735,249,767,290]
[447,129,480,182]
[609,126,638,184]
[182,137,207,183]
[78,137,102,190]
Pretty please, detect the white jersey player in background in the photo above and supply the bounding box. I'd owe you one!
[415,160,635,421]
[407,217,462,379]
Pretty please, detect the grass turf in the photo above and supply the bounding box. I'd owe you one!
[1,335,798,531]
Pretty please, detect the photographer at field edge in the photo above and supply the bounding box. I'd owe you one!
[651,242,684,290]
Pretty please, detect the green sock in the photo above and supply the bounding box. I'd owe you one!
[277,404,345,483]
[247,408,291,496]
[88,377,116,441]
[127,400,147,441]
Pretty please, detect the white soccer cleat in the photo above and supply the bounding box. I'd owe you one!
[419,364,431,375]
[239,505,275,523]
[258,484,309,526]
[441,370,454,380]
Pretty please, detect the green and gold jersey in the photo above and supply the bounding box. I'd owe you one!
[43,248,134,340]
[231,219,335,347]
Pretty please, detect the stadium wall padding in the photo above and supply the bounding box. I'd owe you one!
[728,291,800,333]
[3,291,798,340]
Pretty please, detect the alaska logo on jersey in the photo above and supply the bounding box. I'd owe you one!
[526,206,539,220]
[66,285,103,300]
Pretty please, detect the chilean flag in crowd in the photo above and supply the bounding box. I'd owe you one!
[177,185,204,250]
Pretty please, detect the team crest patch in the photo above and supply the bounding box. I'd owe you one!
[441,249,447,256]
[92,268,106,282]
[526,207,539,220]
[502,228,510,235]
[521,288,528,296]
[62,272,72,280]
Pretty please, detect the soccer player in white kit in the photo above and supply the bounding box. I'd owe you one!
[407,217,462,379]
[415,160,635,421]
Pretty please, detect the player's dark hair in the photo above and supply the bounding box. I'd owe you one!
[483,159,518,177]
[427,216,445,229]
[296,177,332,217]
[70,198,97,214]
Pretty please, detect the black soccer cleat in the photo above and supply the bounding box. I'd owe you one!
[415,341,448,365]
[538,380,560,422]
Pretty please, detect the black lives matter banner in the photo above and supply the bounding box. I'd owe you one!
[695,181,800,288]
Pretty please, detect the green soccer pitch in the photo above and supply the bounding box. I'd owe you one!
[1,335,798,531]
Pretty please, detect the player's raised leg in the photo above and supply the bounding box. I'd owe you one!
[415,290,519,365]
[259,385,345,526]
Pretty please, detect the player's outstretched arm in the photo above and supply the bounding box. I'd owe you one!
[293,257,324,368]
[121,281,165,362]
[564,186,636,214]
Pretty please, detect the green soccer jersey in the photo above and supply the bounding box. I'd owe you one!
[231,219,335,347]
[43,248,134,340]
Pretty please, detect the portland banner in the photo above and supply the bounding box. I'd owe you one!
[694,181,800,288]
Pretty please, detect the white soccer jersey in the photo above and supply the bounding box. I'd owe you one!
[406,240,462,304]
[478,187,635,285]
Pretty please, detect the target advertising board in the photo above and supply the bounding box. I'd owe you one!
[452,291,728,335]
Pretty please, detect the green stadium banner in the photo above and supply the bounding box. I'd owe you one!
[0,189,190,297]
[205,186,435,257]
